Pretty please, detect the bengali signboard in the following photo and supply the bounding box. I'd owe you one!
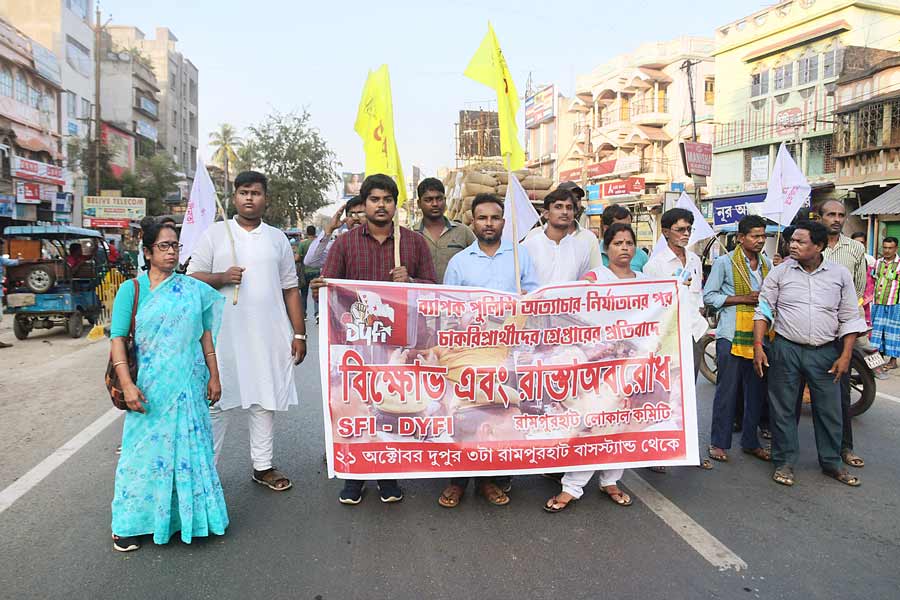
[320,279,698,479]
[712,195,765,227]
[525,85,557,129]
[602,177,645,198]
[82,196,147,221]
[680,142,712,177]
[12,156,65,186]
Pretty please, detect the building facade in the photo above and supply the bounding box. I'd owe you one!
[107,26,197,198]
[0,0,95,225]
[709,0,900,226]
[0,17,68,228]
[564,36,715,241]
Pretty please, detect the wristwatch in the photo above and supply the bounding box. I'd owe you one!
[294,334,307,341]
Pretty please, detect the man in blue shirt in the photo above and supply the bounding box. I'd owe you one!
[600,204,648,272]
[438,193,538,509]
[0,238,21,348]
[443,194,539,293]
[702,215,771,463]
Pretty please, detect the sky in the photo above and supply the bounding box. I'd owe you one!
[103,0,763,200]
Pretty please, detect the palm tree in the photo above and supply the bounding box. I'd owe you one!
[209,124,242,206]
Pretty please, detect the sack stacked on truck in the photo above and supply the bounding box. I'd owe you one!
[518,175,554,201]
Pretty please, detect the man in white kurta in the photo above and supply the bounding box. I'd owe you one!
[188,173,304,491]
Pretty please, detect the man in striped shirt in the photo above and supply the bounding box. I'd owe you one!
[818,200,867,469]
[871,236,900,371]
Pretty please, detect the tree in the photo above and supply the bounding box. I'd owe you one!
[233,140,258,174]
[246,110,339,228]
[135,152,180,215]
[209,123,242,201]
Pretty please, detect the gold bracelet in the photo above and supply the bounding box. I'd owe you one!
[112,360,127,368]
[205,351,216,357]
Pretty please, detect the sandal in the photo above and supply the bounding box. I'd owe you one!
[841,451,865,468]
[544,493,576,513]
[772,466,794,486]
[478,481,510,506]
[438,484,465,508]
[824,469,861,487]
[759,427,772,440]
[601,485,632,507]
[742,447,772,462]
[698,459,714,470]
[112,534,141,553]
[252,467,292,491]
[708,445,728,462]
[648,466,667,473]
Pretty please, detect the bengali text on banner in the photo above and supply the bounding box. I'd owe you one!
[319,278,699,479]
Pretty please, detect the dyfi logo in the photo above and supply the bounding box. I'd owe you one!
[342,291,394,345]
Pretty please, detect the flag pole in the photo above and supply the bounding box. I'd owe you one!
[215,195,240,305]
[393,209,401,270]
[506,154,522,295]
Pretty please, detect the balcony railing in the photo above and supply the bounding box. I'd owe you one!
[630,98,669,118]
[640,158,670,174]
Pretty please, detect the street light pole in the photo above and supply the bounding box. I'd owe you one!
[93,4,102,195]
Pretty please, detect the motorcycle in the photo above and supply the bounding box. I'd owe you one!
[697,332,879,417]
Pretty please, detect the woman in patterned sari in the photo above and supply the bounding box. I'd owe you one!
[109,221,228,552]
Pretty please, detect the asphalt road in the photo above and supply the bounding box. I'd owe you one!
[1,320,899,600]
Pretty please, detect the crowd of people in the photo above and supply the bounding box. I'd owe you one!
[106,170,877,553]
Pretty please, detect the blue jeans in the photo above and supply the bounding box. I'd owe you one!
[710,338,766,450]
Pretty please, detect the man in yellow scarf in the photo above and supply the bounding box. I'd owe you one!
[702,215,772,463]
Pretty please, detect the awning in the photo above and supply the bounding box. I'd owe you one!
[631,125,671,143]
[851,183,900,216]
[637,67,673,84]
[11,124,59,159]
[742,20,850,62]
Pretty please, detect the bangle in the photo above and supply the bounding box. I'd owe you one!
[753,341,763,347]
[205,351,216,357]
[112,360,127,368]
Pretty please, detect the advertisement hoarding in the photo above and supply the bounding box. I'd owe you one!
[524,85,556,129]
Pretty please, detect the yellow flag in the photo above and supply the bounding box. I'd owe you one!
[464,22,525,171]
[354,65,408,206]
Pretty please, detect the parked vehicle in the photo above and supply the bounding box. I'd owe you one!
[2,225,111,339]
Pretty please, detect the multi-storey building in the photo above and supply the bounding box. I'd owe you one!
[709,0,900,228]
[0,17,67,228]
[98,29,160,174]
[0,0,95,225]
[107,26,197,197]
[565,36,715,241]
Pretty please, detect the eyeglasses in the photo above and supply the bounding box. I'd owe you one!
[153,242,183,252]
[669,226,693,234]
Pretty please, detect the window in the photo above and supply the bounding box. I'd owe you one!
[835,113,851,154]
[14,71,27,104]
[859,103,884,149]
[807,136,834,176]
[28,86,40,108]
[81,98,91,119]
[891,98,900,145]
[67,91,77,118]
[823,48,840,78]
[172,109,177,123]
[798,54,818,85]
[65,36,91,78]
[774,63,793,90]
[704,79,715,104]
[0,68,10,97]
[66,0,88,19]
[751,70,769,97]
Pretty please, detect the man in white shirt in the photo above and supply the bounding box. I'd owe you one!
[524,182,602,271]
[188,171,307,492]
[644,207,713,471]
[522,188,592,284]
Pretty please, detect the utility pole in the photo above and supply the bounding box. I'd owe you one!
[93,3,102,195]
[681,59,699,142]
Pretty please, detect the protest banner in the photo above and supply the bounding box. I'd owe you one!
[319,279,699,479]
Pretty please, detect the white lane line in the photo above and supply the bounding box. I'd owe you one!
[876,391,900,405]
[0,408,123,515]
[624,472,747,572]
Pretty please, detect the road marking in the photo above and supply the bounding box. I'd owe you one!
[0,408,123,515]
[876,391,900,405]
[624,472,747,572]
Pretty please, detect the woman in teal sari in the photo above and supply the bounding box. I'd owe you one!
[109,221,228,552]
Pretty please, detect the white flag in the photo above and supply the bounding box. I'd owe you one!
[651,192,715,256]
[676,191,715,246]
[502,174,540,243]
[180,155,218,263]
[760,142,810,227]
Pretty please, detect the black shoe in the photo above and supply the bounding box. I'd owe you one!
[378,480,404,503]
[541,473,563,483]
[339,481,365,505]
[112,535,140,552]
